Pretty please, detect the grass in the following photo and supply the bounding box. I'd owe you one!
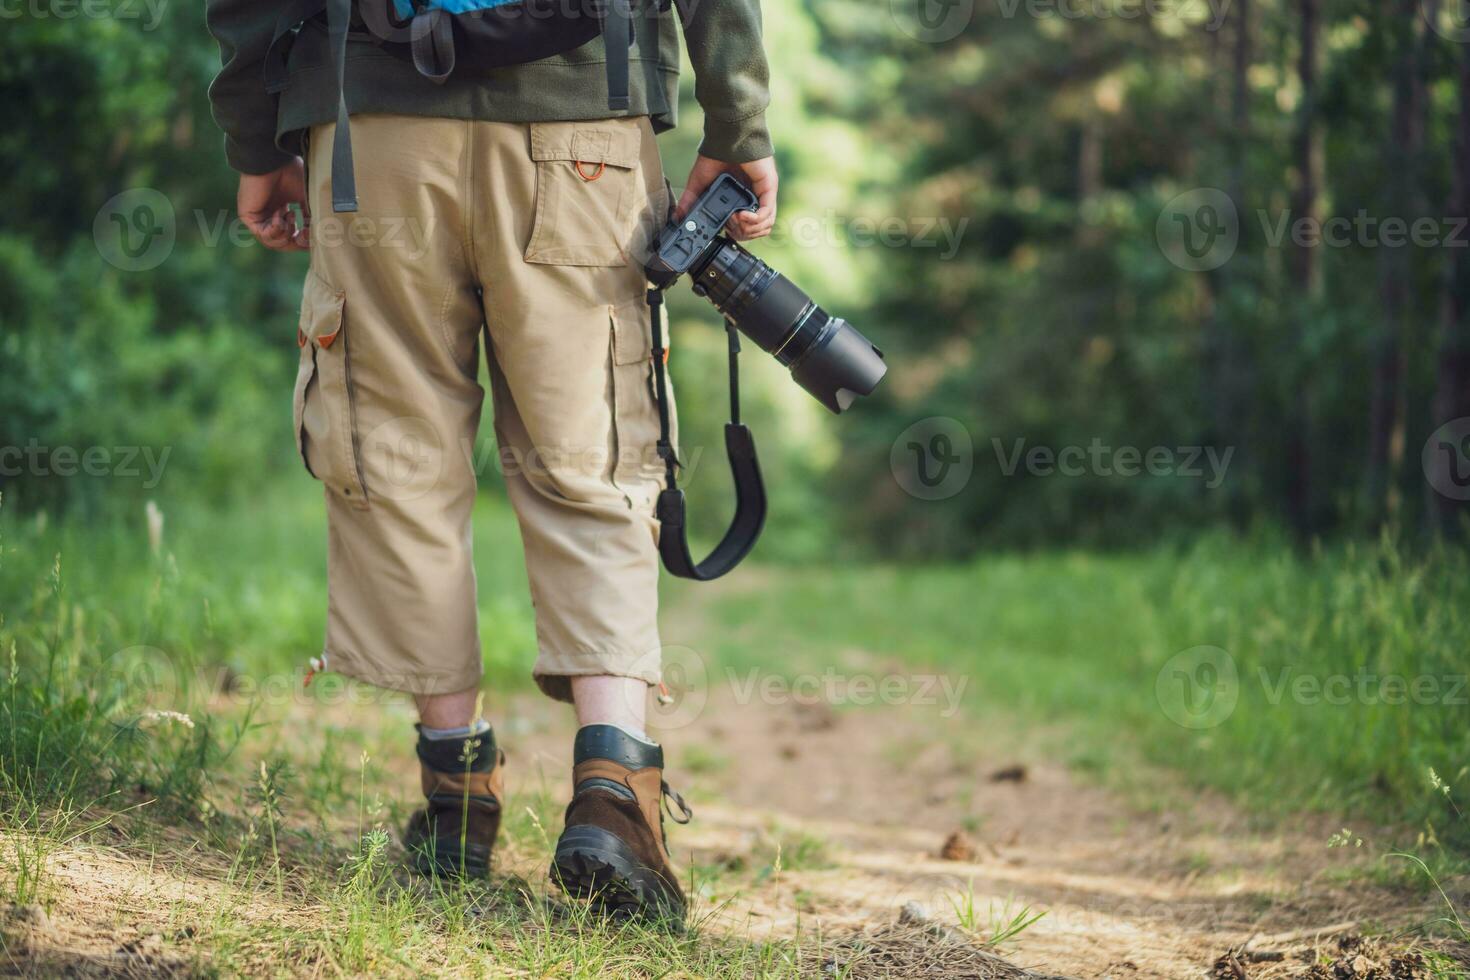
[2,484,1469,972]
[947,882,1046,950]
[0,486,862,975]
[688,531,1470,858]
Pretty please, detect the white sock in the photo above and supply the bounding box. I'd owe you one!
[421,718,491,741]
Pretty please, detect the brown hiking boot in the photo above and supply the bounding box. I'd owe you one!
[550,725,692,923]
[402,723,504,879]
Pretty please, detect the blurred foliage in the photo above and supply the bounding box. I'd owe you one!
[3,0,1468,555]
[813,0,1470,553]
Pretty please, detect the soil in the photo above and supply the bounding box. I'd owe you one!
[3,653,1461,978]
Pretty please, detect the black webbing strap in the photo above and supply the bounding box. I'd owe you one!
[648,289,767,581]
[327,0,358,212]
[410,9,455,83]
[604,0,631,111]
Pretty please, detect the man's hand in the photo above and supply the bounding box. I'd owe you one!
[238,159,310,252]
[675,155,777,242]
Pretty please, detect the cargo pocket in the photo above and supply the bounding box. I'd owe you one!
[524,121,643,267]
[608,297,675,508]
[293,270,369,509]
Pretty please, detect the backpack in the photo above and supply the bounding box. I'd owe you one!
[264,0,671,212]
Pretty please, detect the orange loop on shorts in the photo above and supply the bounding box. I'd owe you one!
[297,327,308,349]
[575,160,606,182]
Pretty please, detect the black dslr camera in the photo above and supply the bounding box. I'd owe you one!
[645,174,887,413]
[642,175,889,582]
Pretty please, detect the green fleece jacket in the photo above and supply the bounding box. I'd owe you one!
[206,1,772,175]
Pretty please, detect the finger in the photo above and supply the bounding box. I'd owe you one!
[245,210,292,251]
[673,186,700,222]
[736,208,776,232]
[262,212,294,250]
[279,222,309,252]
[288,207,312,250]
[731,211,775,241]
[751,174,778,217]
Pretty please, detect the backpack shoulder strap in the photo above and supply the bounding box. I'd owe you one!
[604,0,631,111]
[326,0,358,212]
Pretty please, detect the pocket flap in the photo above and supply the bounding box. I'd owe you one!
[610,298,653,366]
[298,270,346,349]
[530,122,639,170]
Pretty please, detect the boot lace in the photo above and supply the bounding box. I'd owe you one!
[661,779,693,825]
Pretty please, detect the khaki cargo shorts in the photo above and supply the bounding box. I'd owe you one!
[294,114,675,703]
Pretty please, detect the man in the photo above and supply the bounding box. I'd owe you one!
[206,0,776,921]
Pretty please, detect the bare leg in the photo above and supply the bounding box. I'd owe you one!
[415,686,481,730]
[570,675,648,735]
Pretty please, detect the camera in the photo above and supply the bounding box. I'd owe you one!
[645,174,887,414]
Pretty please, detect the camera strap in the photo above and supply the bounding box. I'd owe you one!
[647,288,768,580]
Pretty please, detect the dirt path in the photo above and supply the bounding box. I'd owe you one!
[4,657,1449,978]
[487,674,1438,979]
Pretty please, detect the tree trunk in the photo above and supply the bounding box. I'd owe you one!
[1201,0,1250,507]
[1429,39,1470,534]
[1286,0,1323,536]
[1365,0,1426,528]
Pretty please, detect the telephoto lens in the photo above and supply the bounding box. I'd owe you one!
[691,239,887,414]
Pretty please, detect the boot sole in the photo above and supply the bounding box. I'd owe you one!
[550,825,685,925]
